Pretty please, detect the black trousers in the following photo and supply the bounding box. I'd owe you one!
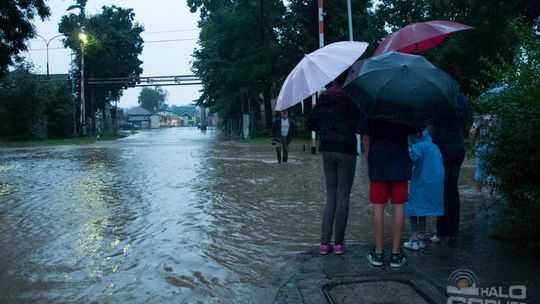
[436,156,464,237]
[275,139,290,163]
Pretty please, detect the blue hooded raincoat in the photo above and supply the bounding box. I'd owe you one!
[406,131,444,216]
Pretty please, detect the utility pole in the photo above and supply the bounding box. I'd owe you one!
[79,32,88,137]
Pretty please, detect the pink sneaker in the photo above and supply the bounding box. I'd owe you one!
[333,244,347,255]
[319,244,332,255]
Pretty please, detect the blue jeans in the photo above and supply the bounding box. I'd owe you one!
[320,152,356,245]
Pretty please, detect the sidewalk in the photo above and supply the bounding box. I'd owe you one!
[273,202,540,304]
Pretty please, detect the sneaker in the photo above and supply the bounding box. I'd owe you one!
[430,235,440,243]
[390,249,407,268]
[403,237,420,251]
[367,248,384,266]
[417,236,426,249]
[333,244,347,255]
[319,244,332,255]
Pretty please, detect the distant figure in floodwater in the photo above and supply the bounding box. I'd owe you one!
[272,109,295,164]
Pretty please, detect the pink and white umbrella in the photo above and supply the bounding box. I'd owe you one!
[373,20,473,56]
[275,41,368,111]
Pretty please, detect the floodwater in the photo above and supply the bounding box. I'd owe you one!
[0,128,483,303]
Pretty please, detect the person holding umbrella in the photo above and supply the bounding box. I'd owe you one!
[430,65,469,244]
[343,52,459,267]
[307,70,363,255]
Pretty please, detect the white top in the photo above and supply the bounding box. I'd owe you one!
[281,118,289,137]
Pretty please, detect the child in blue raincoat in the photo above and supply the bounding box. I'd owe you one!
[404,129,444,250]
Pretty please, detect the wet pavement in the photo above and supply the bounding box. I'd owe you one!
[0,128,536,303]
[273,200,540,303]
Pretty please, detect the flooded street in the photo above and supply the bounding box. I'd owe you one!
[0,128,482,303]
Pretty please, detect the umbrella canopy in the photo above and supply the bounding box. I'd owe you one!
[373,20,473,56]
[344,52,458,126]
[274,41,368,111]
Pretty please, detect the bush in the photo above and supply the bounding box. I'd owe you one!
[44,82,75,139]
[0,64,46,140]
[0,63,75,140]
[475,19,540,250]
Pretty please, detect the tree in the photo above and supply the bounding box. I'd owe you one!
[373,0,540,94]
[0,63,47,140]
[0,0,51,78]
[138,86,168,112]
[191,0,382,128]
[191,0,285,128]
[186,0,233,24]
[59,4,144,133]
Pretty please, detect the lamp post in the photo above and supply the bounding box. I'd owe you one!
[78,32,88,137]
[35,34,64,78]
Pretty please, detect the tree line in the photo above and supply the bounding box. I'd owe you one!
[188,0,539,128]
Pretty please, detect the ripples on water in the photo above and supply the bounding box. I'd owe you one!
[0,128,482,303]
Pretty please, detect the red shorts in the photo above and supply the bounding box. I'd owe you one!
[370,181,408,204]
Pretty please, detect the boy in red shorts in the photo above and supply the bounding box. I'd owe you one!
[363,119,415,267]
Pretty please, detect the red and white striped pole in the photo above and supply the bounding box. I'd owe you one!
[311,0,324,154]
[79,42,86,136]
[318,0,324,48]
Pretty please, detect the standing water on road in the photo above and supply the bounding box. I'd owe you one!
[0,128,480,303]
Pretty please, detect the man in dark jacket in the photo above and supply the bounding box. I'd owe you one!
[431,65,469,244]
[271,109,295,163]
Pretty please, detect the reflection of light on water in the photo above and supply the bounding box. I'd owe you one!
[72,169,118,279]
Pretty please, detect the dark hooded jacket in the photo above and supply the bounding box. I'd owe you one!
[432,93,468,163]
[307,85,362,155]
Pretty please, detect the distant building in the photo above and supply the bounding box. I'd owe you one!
[171,105,198,127]
[157,111,179,127]
[124,106,160,129]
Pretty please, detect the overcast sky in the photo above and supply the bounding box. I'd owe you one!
[25,0,202,109]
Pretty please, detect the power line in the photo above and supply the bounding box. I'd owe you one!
[28,38,197,51]
[145,38,197,43]
[143,29,198,35]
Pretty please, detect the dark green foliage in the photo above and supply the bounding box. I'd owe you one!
[59,4,144,132]
[192,0,285,125]
[138,86,168,112]
[0,0,50,78]
[375,0,539,94]
[44,82,75,138]
[0,64,75,140]
[475,21,540,250]
[0,64,46,140]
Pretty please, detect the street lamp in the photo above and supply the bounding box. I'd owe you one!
[35,34,64,78]
[79,32,88,137]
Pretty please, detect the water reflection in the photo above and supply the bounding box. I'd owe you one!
[0,128,483,303]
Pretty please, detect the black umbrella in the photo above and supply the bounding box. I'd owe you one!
[344,52,458,126]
